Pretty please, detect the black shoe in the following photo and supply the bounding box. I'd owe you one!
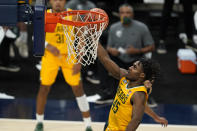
[185,40,197,52]
[86,75,100,84]
[95,95,113,104]
[157,40,167,54]
[147,97,158,108]
[0,64,20,72]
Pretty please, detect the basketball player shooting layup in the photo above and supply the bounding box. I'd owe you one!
[97,43,168,131]
[34,0,93,131]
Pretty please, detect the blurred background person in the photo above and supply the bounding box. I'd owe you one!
[14,22,28,58]
[157,0,196,54]
[0,26,20,72]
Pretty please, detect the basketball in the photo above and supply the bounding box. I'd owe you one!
[86,8,109,31]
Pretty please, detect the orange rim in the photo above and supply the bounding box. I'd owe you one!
[45,10,108,26]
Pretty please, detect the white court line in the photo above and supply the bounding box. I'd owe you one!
[0,118,197,131]
[0,118,104,125]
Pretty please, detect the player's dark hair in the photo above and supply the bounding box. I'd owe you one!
[139,58,160,82]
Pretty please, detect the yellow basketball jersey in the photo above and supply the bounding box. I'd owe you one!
[45,9,74,54]
[106,77,148,131]
[29,0,32,4]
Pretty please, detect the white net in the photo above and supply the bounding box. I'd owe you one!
[60,11,107,66]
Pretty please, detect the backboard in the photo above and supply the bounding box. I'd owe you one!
[0,0,46,56]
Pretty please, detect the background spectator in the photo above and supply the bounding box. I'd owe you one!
[157,0,196,54]
[0,26,20,72]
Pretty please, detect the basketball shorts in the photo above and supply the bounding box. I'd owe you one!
[40,50,80,86]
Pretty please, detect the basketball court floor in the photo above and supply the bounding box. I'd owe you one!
[1,119,197,131]
[0,98,197,131]
[0,0,197,131]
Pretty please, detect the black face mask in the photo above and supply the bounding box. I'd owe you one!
[121,16,132,25]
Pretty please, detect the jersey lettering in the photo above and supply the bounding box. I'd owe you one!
[116,86,128,104]
[112,99,121,113]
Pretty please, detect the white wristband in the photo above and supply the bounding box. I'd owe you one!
[118,47,126,54]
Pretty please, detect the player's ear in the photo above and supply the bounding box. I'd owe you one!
[139,73,145,79]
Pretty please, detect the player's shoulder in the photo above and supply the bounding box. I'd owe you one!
[87,1,96,7]
[67,8,72,11]
[66,0,78,5]
[47,9,52,13]
[132,91,146,101]
[110,21,122,30]
[133,20,148,29]
[66,0,78,8]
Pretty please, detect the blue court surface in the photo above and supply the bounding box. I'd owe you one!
[0,98,197,125]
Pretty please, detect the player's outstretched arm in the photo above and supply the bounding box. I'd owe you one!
[144,104,168,127]
[97,43,127,79]
[126,92,146,131]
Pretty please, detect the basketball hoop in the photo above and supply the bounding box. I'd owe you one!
[45,9,109,66]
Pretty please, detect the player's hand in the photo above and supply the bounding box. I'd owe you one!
[72,63,81,75]
[108,48,120,56]
[46,44,60,56]
[154,116,168,127]
[144,80,152,89]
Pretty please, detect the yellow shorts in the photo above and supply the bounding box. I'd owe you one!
[40,50,80,86]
